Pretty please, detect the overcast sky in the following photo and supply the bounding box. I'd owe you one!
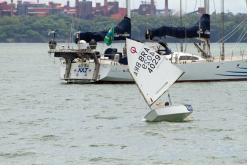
[7,0,247,14]
[105,0,247,14]
[109,0,247,13]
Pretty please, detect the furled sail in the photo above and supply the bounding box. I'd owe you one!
[126,39,183,106]
[75,16,131,43]
[145,14,210,40]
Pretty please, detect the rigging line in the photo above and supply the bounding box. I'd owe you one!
[225,18,247,37]
[213,0,216,12]
[184,0,188,13]
[223,20,247,42]
[236,25,247,42]
[233,28,247,50]
[68,12,76,47]
[175,43,179,52]
[194,0,198,12]
[237,27,247,43]
[216,18,247,43]
[222,27,243,43]
[222,21,247,42]
[239,31,247,43]
[199,0,202,8]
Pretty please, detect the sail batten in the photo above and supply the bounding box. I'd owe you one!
[126,39,184,106]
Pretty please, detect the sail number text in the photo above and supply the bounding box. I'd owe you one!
[134,48,161,76]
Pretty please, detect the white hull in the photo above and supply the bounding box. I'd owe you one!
[178,59,247,82]
[59,58,247,83]
[144,104,193,122]
[60,59,132,83]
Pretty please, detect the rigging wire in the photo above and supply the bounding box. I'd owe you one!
[184,0,188,14]
[213,0,216,13]
[183,0,188,52]
[236,27,247,43]
[212,0,247,55]
[194,0,198,12]
[223,20,247,42]
[216,18,247,43]
[233,27,247,53]
[67,9,77,48]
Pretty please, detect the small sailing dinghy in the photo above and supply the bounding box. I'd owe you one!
[126,39,193,122]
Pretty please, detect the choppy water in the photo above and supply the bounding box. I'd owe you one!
[0,43,247,165]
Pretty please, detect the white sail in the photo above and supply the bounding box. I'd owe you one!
[126,39,184,106]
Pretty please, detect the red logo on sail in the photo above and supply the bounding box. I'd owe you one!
[130,47,137,54]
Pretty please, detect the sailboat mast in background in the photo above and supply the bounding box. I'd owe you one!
[126,0,131,18]
[180,0,184,52]
[221,0,225,60]
[204,0,209,14]
[204,0,211,57]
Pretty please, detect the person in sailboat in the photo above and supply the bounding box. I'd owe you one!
[164,102,170,106]
[154,93,172,108]
[126,39,193,122]
[162,93,172,107]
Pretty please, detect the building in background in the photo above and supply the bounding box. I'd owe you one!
[16,1,50,16]
[137,0,156,16]
[1,0,204,18]
[76,0,93,19]
[63,0,76,16]
[0,1,15,16]
[132,0,172,16]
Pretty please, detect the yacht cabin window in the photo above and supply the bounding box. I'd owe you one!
[179,56,199,61]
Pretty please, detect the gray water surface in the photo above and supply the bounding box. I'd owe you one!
[0,43,247,165]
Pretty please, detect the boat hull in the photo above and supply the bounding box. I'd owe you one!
[59,59,247,83]
[178,60,247,82]
[60,62,98,83]
[100,63,132,82]
[144,104,193,122]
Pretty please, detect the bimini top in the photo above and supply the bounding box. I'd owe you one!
[145,14,210,40]
[74,16,131,43]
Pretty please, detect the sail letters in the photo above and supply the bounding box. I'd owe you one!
[126,38,184,106]
[133,47,161,76]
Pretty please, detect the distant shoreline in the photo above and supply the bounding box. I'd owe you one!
[0,13,247,43]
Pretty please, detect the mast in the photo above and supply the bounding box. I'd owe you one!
[180,0,183,52]
[126,0,131,18]
[221,0,225,60]
[204,0,211,57]
[204,0,209,14]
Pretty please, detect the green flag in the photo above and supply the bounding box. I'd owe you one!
[104,27,114,46]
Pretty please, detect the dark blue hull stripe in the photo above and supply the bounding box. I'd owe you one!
[239,67,247,70]
[226,71,247,74]
[216,74,247,77]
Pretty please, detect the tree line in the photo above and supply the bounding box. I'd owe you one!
[0,12,246,43]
